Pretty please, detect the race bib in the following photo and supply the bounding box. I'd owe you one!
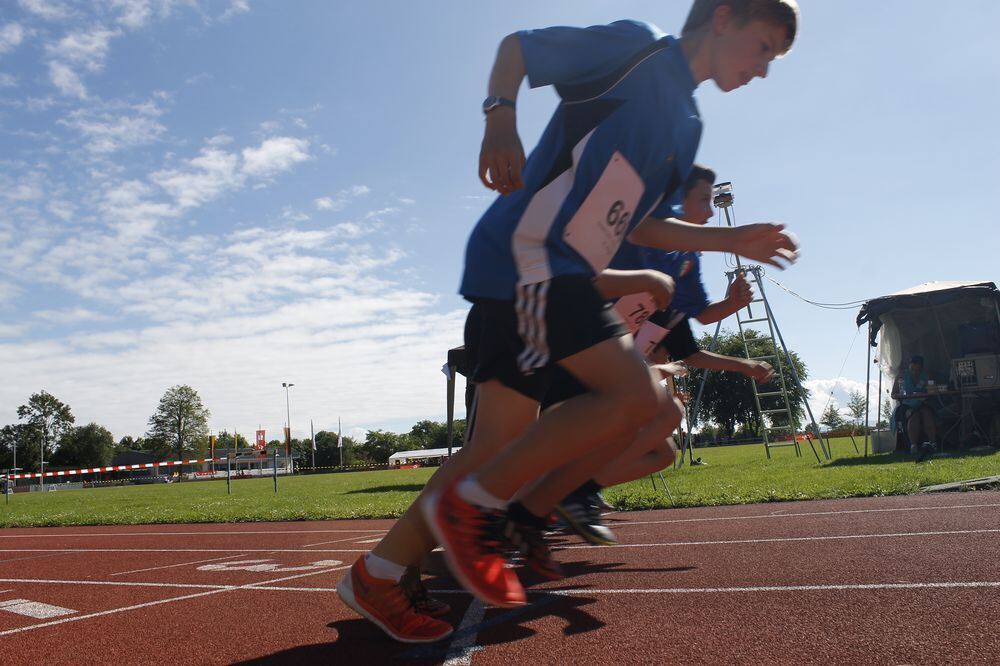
[563,151,645,272]
[635,320,670,358]
[614,292,657,334]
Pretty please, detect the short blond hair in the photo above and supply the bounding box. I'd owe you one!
[682,0,799,53]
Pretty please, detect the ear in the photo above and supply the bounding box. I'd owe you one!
[711,4,734,34]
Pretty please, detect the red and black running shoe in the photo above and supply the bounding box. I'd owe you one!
[423,479,526,608]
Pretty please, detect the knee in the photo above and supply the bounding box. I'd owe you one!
[657,437,678,467]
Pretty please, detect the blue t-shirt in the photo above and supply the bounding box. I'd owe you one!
[610,240,710,318]
[460,21,702,300]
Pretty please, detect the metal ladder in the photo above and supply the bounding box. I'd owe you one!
[682,182,830,463]
[732,266,808,459]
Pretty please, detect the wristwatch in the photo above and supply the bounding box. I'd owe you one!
[482,96,515,115]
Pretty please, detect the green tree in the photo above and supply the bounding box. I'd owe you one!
[50,423,115,468]
[847,390,868,433]
[146,385,211,463]
[820,403,847,431]
[362,430,411,465]
[214,431,250,451]
[294,431,362,466]
[0,424,31,470]
[408,419,467,450]
[689,330,809,439]
[879,399,894,430]
[17,391,75,472]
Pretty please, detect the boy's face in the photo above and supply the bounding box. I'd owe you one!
[680,179,714,225]
[710,15,789,92]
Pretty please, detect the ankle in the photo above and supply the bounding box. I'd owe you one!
[364,553,406,582]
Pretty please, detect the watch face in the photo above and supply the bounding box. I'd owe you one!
[483,97,500,112]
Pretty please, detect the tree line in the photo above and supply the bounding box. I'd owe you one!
[4,330,841,471]
[0,386,467,472]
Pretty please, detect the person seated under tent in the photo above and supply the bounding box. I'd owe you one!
[891,354,938,457]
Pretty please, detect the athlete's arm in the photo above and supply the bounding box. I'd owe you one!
[696,273,753,324]
[628,217,799,269]
[684,351,775,384]
[479,34,526,195]
[593,269,674,309]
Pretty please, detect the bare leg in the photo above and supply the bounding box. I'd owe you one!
[475,336,666,500]
[371,380,538,566]
[518,391,683,515]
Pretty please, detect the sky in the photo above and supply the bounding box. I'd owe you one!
[2,1,999,443]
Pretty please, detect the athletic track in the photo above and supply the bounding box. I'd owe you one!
[0,490,998,664]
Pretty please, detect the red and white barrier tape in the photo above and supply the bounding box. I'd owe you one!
[9,457,228,480]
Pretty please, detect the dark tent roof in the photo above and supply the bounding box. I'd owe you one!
[857,281,999,346]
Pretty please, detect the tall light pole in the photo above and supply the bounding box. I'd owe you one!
[282,382,294,463]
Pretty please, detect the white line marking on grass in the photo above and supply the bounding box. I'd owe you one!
[0,565,352,637]
[617,502,1000,528]
[110,554,249,576]
[443,598,486,666]
[557,528,1000,550]
[0,599,76,619]
[0,529,387,539]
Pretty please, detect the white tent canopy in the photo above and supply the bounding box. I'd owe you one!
[388,447,460,463]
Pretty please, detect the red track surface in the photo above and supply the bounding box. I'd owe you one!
[1,491,998,664]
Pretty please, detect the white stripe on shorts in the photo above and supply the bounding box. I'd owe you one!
[516,282,550,373]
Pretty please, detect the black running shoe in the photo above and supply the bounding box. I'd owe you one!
[504,519,564,581]
[555,493,618,546]
[400,566,451,617]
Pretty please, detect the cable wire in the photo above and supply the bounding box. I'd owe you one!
[765,275,873,310]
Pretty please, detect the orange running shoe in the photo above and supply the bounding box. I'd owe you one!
[423,479,526,608]
[336,557,453,643]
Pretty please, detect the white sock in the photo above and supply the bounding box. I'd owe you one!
[364,553,406,582]
[457,476,507,510]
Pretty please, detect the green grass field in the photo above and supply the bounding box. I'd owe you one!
[2,437,998,528]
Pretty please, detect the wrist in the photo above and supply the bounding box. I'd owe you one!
[485,106,516,124]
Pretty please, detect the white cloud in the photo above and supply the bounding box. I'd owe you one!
[803,376,869,424]
[19,0,73,22]
[152,147,243,209]
[0,73,17,87]
[0,23,25,55]
[34,307,109,324]
[60,103,166,153]
[108,0,177,29]
[313,184,370,212]
[47,27,119,72]
[241,137,310,177]
[220,0,250,21]
[47,61,87,98]
[314,197,336,211]
[44,26,120,97]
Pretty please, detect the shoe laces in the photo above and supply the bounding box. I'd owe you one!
[505,520,549,561]
[400,567,430,606]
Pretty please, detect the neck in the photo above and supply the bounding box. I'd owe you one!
[679,32,712,85]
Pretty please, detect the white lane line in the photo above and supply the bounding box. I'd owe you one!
[0,599,76,619]
[0,529,387,539]
[442,598,486,666]
[0,570,354,593]
[617,502,1000,527]
[110,554,249,576]
[0,565,352,637]
[427,581,1000,596]
[548,581,1000,595]
[0,548,368,554]
[557,528,1000,550]
[301,534,385,548]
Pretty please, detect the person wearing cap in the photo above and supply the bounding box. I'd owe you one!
[891,354,938,456]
